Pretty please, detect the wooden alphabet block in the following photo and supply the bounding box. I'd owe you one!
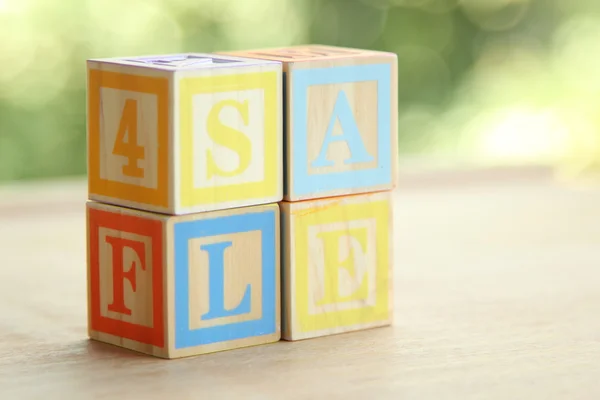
[280,191,393,341]
[220,45,398,201]
[86,200,280,358]
[87,53,282,214]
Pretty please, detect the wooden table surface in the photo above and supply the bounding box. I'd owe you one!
[1,167,599,400]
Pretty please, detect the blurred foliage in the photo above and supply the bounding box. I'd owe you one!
[0,0,600,182]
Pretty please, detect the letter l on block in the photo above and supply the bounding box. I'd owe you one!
[200,241,252,320]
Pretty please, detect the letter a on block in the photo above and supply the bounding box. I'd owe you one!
[105,236,146,316]
[206,99,252,179]
[317,227,369,306]
[311,90,374,168]
[200,241,252,320]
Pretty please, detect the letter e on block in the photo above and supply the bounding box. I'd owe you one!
[87,204,165,356]
[280,191,393,341]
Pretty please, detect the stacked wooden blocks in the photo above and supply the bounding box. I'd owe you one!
[86,45,397,358]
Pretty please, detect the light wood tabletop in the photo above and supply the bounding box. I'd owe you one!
[1,167,599,400]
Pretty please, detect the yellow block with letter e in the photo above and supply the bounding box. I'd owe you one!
[280,191,393,340]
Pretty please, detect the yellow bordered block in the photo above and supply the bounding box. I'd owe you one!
[280,191,393,340]
[87,53,282,214]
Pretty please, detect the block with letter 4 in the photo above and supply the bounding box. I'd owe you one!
[220,45,398,201]
[87,53,282,214]
[280,191,393,341]
[86,200,280,358]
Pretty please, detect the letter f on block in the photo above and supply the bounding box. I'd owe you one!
[200,241,252,320]
[311,90,374,168]
[105,236,146,316]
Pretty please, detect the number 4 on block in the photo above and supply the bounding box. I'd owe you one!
[87,53,283,214]
[112,99,144,179]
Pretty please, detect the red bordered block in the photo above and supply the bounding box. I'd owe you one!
[87,206,165,354]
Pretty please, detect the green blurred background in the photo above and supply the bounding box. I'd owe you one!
[0,0,599,183]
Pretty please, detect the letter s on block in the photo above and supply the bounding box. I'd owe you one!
[205,99,252,179]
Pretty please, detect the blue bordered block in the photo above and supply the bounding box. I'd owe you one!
[170,203,280,358]
[220,45,398,201]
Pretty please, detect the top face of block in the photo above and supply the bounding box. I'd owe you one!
[222,45,394,63]
[88,53,278,71]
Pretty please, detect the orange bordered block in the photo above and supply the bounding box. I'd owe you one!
[87,53,282,214]
[86,200,280,358]
[280,191,393,340]
[220,45,398,201]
